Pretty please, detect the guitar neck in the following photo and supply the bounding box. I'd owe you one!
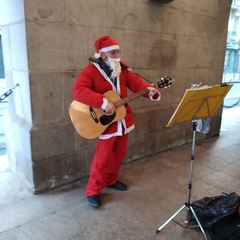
[112,76,172,108]
[114,89,149,108]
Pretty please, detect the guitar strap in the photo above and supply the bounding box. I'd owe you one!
[88,57,129,71]
[91,61,117,92]
[88,56,153,84]
[95,58,112,79]
[90,57,120,90]
[97,59,117,88]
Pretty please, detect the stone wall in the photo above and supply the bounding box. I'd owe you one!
[0,0,232,193]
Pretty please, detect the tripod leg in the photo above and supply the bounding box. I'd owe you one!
[156,204,186,233]
[189,206,209,240]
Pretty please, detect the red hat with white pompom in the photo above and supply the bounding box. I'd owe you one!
[94,36,119,58]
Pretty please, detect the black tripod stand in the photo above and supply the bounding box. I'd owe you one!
[156,120,209,239]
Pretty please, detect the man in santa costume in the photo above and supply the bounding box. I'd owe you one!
[73,35,161,208]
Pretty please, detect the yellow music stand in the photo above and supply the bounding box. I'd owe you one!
[156,84,233,240]
[167,84,232,127]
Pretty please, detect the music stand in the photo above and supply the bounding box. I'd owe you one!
[156,84,233,240]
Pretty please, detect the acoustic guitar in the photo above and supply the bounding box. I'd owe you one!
[69,76,173,139]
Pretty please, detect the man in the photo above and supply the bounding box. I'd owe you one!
[73,35,161,208]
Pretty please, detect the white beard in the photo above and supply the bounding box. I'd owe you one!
[106,57,121,79]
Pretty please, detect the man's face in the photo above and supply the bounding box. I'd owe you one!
[101,49,121,60]
[101,49,121,79]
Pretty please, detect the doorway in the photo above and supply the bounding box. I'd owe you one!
[0,30,7,170]
[221,0,240,129]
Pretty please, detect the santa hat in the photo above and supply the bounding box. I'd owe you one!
[94,35,119,58]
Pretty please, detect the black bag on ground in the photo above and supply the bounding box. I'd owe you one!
[206,211,240,240]
[190,192,240,228]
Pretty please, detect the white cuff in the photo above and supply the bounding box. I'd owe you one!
[149,92,161,101]
[101,98,108,110]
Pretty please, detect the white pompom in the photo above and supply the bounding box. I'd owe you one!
[94,53,101,58]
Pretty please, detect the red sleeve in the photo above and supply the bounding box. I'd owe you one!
[73,65,105,108]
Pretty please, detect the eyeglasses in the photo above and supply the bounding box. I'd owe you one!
[107,50,121,55]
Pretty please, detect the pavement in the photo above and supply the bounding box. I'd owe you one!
[0,82,239,240]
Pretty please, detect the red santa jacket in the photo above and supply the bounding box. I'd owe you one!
[73,60,156,139]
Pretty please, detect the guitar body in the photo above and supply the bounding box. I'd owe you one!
[69,90,126,139]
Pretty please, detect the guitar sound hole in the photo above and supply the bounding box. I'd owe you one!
[100,113,116,125]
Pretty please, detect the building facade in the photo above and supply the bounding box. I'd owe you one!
[224,0,240,81]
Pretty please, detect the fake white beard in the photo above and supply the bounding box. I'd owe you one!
[106,57,121,79]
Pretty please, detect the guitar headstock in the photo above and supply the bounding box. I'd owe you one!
[156,76,174,89]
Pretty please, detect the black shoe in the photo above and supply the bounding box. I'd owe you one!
[108,180,127,191]
[87,195,101,208]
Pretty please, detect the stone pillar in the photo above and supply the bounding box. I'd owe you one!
[24,0,88,192]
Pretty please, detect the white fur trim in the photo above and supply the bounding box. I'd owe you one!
[101,98,108,110]
[94,53,101,58]
[99,45,119,53]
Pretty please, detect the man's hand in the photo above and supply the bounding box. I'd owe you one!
[105,102,115,114]
[147,86,160,97]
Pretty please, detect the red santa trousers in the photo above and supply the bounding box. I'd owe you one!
[86,134,128,197]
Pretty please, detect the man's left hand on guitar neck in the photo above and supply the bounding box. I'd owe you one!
[147,86,161,99]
